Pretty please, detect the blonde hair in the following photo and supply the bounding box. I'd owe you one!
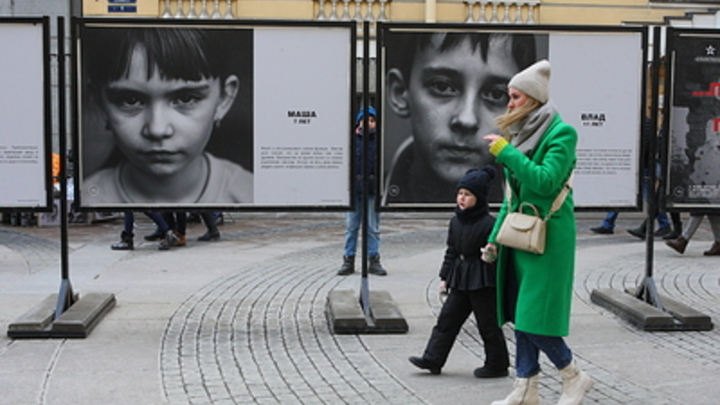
[494,96,542,137]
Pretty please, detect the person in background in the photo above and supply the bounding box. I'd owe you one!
[158,212,186,251]
[111,211,170,251]
[625,116,679,239]
[666,213,720,255]
[590,211,681,240]
[198,212,221,241]
[337,106,387,276]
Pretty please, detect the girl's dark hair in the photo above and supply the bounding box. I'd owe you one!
[83,27,232,92]
[389,31,538,82]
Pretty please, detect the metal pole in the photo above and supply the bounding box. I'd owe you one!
[358,21,373,323]
[55,16,75,319]
[636,26,663,310]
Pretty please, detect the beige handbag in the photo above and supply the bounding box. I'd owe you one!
[495,175,573,255]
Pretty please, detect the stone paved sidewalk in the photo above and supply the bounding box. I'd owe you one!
[0,212,717,405]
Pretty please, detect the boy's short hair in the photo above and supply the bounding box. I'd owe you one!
[387,31,538,83]
[84,27,234,92]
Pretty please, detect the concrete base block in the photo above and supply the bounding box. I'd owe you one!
[52,293,116,338]
[591,288,713,331]
[327,290,367,334]
[7,293,116,339]
[6,294,57,338]
[625,288,713,331]
[368,290,409,333]
[327,289,408,334]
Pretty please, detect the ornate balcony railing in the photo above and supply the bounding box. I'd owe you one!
[158,0,390,22]
[159,0,235,19]
[157,0,537,25]
[314,0,390,23]
[464,0,539,24]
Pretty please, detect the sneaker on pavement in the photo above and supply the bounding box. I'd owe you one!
[590,226,613,235]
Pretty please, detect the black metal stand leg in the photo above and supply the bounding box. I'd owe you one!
[54,279,75,320]
[634,276,664,311]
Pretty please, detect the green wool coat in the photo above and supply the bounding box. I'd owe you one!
[488,113,577,337]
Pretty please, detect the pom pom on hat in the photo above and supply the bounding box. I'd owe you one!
[508,59,551,104]
[456,165,496,202]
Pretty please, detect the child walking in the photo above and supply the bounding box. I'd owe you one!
[409,166,509,378]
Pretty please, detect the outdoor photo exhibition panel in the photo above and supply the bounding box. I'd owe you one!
[75,20,354,210]
[665,28,720,210]
[378,24,646,210]
[0,18,51,210]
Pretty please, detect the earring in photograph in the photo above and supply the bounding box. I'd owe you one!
[214,118,221,129]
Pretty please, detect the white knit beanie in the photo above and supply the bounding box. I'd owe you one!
[508,59,551,104]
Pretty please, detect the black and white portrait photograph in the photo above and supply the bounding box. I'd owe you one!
[380,29,549,207]
[79,24,254,208]
[666,30,720,208]
[379,26,645,210]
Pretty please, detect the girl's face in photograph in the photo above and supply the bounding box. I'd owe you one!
[407,35,519,185]
[100,45,234,178]
[456,188,477,210]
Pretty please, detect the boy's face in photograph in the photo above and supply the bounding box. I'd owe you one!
[100,45,236,178]
[399,35,519,184]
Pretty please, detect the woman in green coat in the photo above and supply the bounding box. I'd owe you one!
[482,60,593,405]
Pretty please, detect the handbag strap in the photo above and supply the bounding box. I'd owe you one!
[506,172,574,220]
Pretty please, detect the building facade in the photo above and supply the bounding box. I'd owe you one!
[76,0,720,27]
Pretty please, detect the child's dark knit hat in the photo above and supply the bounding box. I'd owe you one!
[456,165,496,202]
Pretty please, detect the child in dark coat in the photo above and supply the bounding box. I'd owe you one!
[409,165,509,378]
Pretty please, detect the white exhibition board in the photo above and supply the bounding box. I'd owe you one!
[550,31,644,208]
[0,21,47,208]
[253,26,352,206]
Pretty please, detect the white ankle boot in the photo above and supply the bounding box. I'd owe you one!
[490,375,540,405]
[557,360,593,405]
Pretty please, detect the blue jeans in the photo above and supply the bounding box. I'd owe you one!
[600,212,619,230]
[600,211,669,230]
[123,212,169,234]
[515,330,572,378]
[344,194,380,257]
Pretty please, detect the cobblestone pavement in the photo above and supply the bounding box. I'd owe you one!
[0,212,718,405]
